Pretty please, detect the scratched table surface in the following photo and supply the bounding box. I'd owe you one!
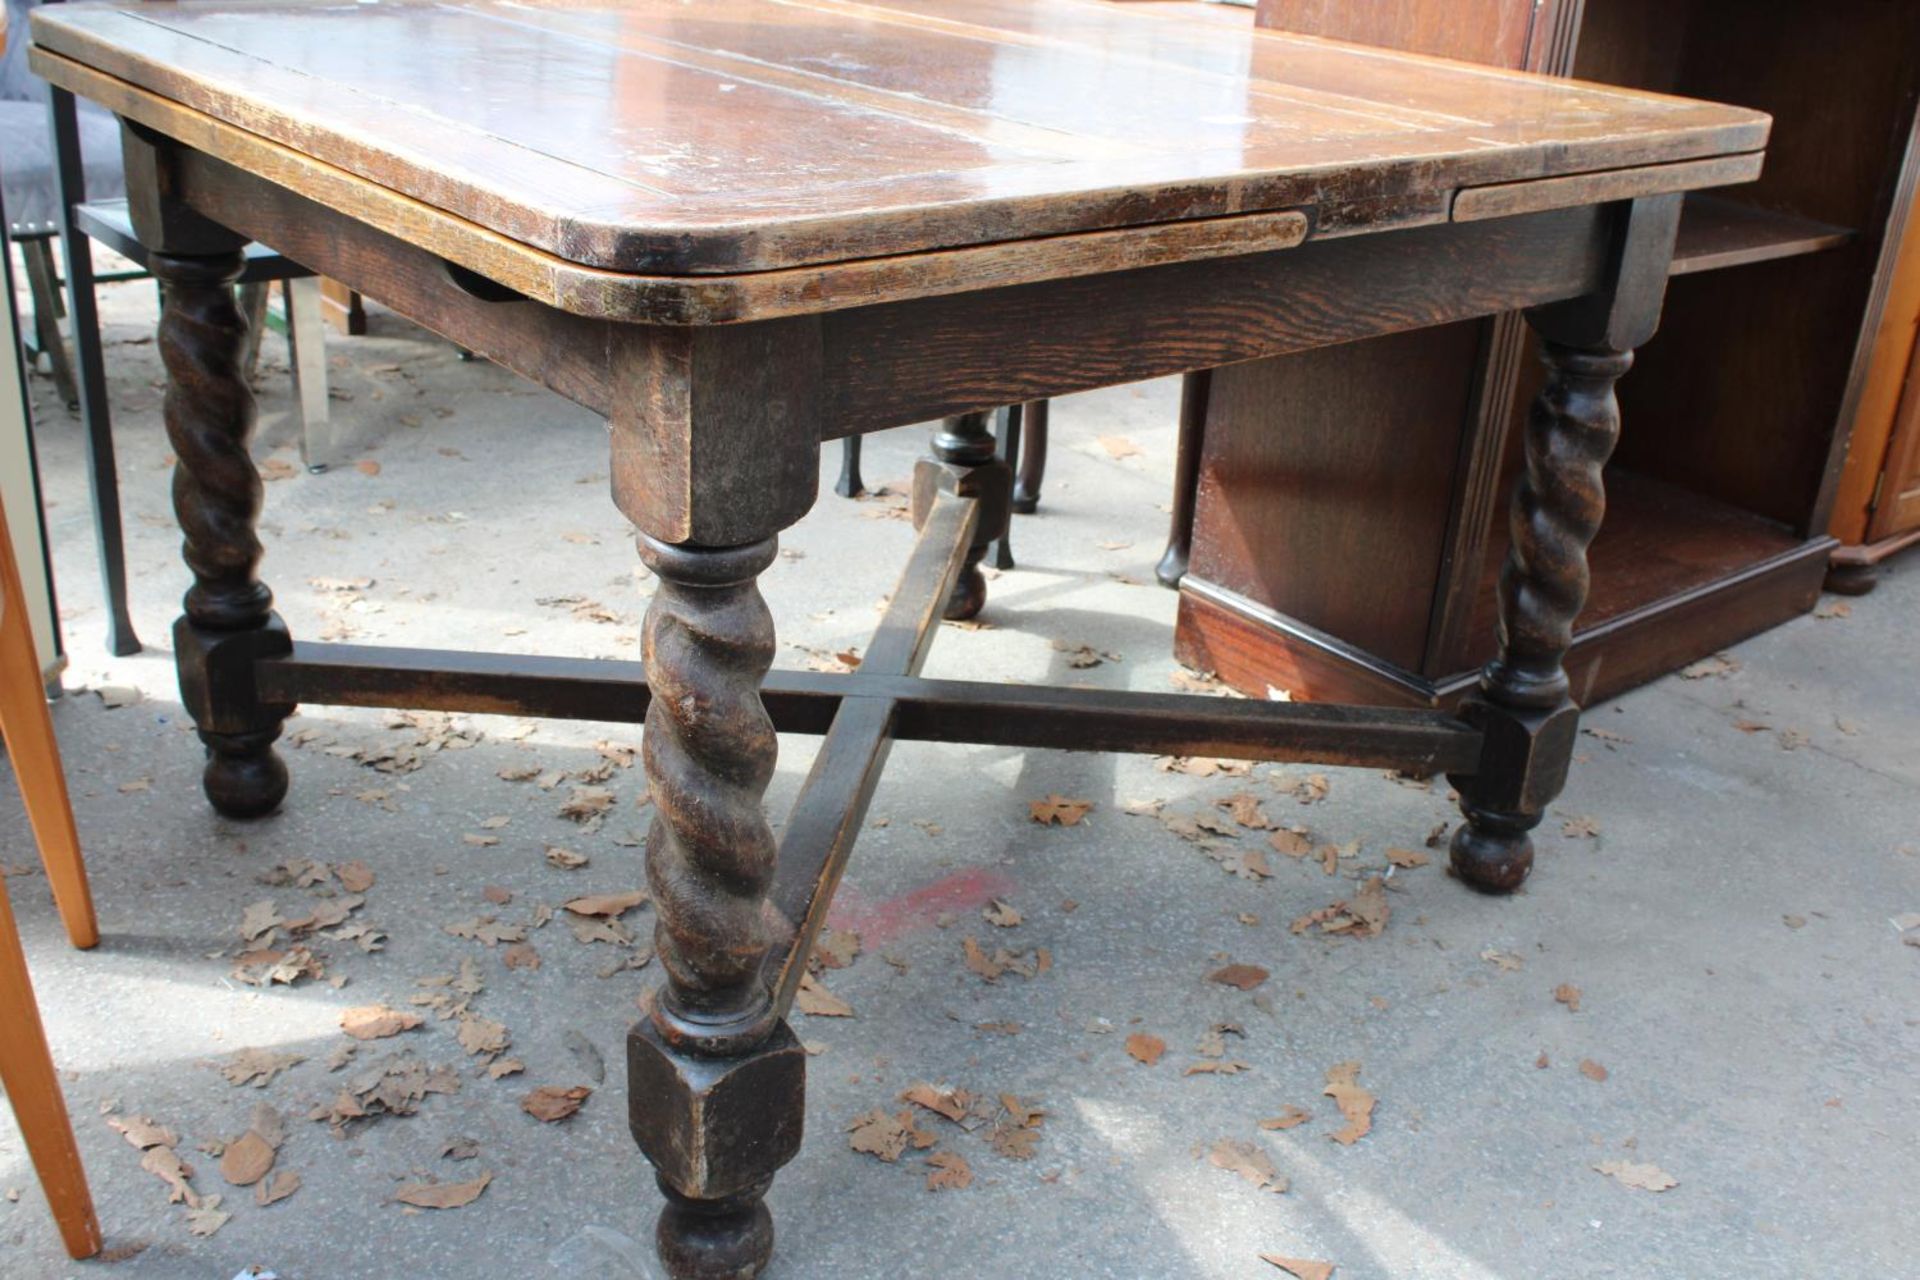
[30,0,1768,277]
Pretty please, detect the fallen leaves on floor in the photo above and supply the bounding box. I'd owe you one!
[521,1085,592,1123]
[987,1095,1046,1160]
[108,1116,178,1151]
[1322,1062,1374,1146]
[1126,1033,1166,1066]
[924,1150,973,1191]
[1593,1160,1677,1192]
[1029,794,1092,826]
[848,1109,938,1163]
[1561,816,1601,839]
[982,899,1023,928]
[217,1049,304,1089]
[393,1171,492,1209]
[1155,755,1251,778]
[900,1083,979,1126]
[1209,963,1269,991]
[1053,640,1120,669]
[962,936,1052,982]
[1274,772,1330,805]
[1554,983,1583,1012]
[1290,876,1390,939]
[256,1169,301,1208]
[562,889,648,918]
[340,1006,424,1041]
[1259,1105,1312,1131]
[1384,847,1430,869]
[1481,949,1525,972]
[1098,435,1143,459]
[311,1053,462,1134]
[218,1105,284,1188]
[812,927,861,970]
[1579,1059,1609,1083]
[443,915,527,946]
[796,973,855,1017]
[1680,653,1740,679]
[1217,792,1272,830]
[335,859,376,893]
[1207,1138,1288,1194]
[1261,1255,1335,1280]
[1268,828,1313,859]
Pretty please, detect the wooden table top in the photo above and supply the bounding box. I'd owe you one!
[33,0,1768,281]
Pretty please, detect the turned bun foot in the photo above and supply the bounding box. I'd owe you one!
[1449,819,1533,894]
[202,735,288,819]
[1822,564,1877,597]
[656,1182,774,1280]
[943,568,987,621]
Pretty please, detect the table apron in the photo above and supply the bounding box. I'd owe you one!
[163,147,1616,437]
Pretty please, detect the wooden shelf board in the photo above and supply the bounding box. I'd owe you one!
[1670,193,1853,276]
[1461,466,1803,661]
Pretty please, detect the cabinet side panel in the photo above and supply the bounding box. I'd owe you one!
[1187,325,1480,672]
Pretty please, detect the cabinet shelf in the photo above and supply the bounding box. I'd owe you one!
[1670,193,1853,276]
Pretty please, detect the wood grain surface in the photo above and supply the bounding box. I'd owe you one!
[31,0,1767,278]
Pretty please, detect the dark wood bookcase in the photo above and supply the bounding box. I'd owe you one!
[1174,0,1920,707]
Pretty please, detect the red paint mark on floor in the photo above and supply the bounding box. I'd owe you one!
[827,867,1016,948]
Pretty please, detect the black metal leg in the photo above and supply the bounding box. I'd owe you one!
[1155,369,1210,588]
[1011,398,1048,514]
[990,402,1021,570]
[50,87,141,655]
[834,434,865,498]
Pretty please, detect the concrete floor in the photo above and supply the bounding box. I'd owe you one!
[1,271,1916,1280]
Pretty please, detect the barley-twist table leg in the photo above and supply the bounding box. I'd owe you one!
[155,248,294,819]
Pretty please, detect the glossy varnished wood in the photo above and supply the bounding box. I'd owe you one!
[33,0,1765,289]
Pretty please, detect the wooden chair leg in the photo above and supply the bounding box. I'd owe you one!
[0,879,102,1259]
[0,516,97,952]
[20,240,79,411]
[282,278,334,471]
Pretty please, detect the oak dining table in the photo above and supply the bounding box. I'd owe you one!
[28,1,1769,1274]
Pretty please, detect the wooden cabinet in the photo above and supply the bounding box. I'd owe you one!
[1175,0,1920,707]
[1830,185,1920,585]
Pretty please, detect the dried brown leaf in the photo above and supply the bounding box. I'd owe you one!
[1208,963,1270,991]
[394,1171,492,1209]
[521,1085,592,1123]
[255,1169,301,1207]
[795,973,854,1018]
[218,1131,276,1187]
[335,860,376,893]
[562,890,648,918]
[341,1006,424,1041]
[1259,1105,1312,1131]
[1126,1034,1167,1066]
[1322,1062,1374,1146]
[1029,795,1092,826]
[924,1150,973,1191]
[1208,1138,1288,1193]
[1593,1160,1677,1192]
